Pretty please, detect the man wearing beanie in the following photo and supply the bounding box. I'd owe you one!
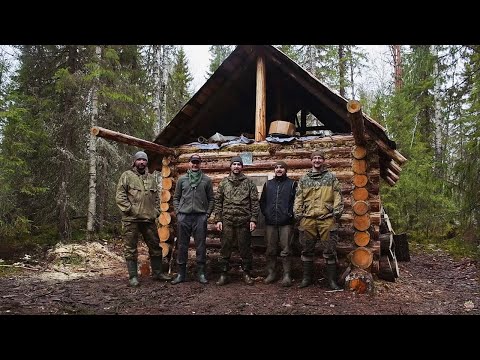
[293,149,344,290]
[214,155,259,286]
[171,153,214,285]
[115,150,171,287]
[259,161,297,287]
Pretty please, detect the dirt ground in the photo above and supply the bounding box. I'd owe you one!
[0,241,478,315]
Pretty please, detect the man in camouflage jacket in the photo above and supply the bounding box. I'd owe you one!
[293,150,344,289]
[214,156,259,286]
[116,151,170,287]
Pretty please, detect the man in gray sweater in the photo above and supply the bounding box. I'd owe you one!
[171,154,214,284]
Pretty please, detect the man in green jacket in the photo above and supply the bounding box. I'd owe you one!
[116,151,171,287]
[171,154,214,285]
[214,156,259,286]
[293,150,344,289]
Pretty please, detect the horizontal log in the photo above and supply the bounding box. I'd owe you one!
[162,177,173,190]
[161,190,171,203]
[352,145,367,160]
[352,159,367,174]
[350,247,373,269]
[386,168,399,182]
[162,165,171,177]
[354,231,370,247]
[160,202,170,212]
[374,138,407,165]
[159,212,171,226]
[158,226,171,242]
[176,147,356,163]
[345,267,375,294]
[353,174,368,187]
[91,126,174,155]
[175,158,354,173]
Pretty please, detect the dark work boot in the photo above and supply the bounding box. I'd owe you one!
[326,263,342,290]
[171,263,186,285]
[197,263,208,284]
[126,260,139,287]
[281,257,292,287]
[264,256,277,284]
[151,256,171,281]
[298,261,314,288]
[216,272,229,286]
[243,272,254,285]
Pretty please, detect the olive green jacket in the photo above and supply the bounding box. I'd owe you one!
[293,168,343,221]
[115,168,160,222]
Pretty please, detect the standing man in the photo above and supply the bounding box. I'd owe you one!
[171,153,214,285]
[116,150,171,287]
[293,150,344,290]
[259,161,297,287]
[214,156,259,286]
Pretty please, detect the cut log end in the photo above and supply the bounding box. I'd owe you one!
[354,231,371,247]
[91,127,100,136]
[347,100,362,113]
[345,268,374,294]
[350,247,373,269]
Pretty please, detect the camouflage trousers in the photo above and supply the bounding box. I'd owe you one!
[298,217,336,262]
[219,222,253,272]
[121,221,163,261]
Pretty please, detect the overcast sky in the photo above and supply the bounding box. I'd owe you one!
[184,45,390,93]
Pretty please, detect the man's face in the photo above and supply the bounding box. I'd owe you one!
[274,164,286,177]
[134,158,147,172]
[231,161,243,174]
[311,155,324,169]
[190,160,201,171]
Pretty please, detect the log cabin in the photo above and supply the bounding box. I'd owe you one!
[92,45,407,289]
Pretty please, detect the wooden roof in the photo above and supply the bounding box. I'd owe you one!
[153,45,406,184]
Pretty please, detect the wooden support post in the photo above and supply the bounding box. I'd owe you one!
[255,56,266,141]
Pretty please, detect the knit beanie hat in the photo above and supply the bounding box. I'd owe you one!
[311,150,325,159]
[230,156,243,166]
[274,160,288,170]
[133,151,148,165]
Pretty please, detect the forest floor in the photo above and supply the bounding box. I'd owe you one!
[0,240,478,316]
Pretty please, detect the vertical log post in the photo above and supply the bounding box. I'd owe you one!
[347,100,366,146]
[255,56,266,141]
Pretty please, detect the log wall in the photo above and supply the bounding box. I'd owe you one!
[156,134,382,273]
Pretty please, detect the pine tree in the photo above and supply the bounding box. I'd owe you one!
[166,46,193,122]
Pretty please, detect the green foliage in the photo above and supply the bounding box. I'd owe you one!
[206,45,234,78]
[166,47,193,122]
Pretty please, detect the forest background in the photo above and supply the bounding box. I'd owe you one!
[0,45,478,259]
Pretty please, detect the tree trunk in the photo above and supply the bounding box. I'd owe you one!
[87,45,101,240]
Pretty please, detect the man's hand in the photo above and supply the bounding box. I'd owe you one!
[216,221,223,232]
[249,221,256,232]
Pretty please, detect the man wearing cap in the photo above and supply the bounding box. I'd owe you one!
[293,150,344,290]
[116,150,171,287]
[214,156,260,286]
[171,153,214,285]
[259,161,297,287]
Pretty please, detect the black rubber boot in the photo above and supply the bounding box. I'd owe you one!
[216,272,229,286]
[281,257,292,287]
[126,260,139,287]
[171,263,186,285]
[264,256,277,284]
[326,263,342,290]
[197,263,208,284]
[298,261,314,288]
[151,256,171,281]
